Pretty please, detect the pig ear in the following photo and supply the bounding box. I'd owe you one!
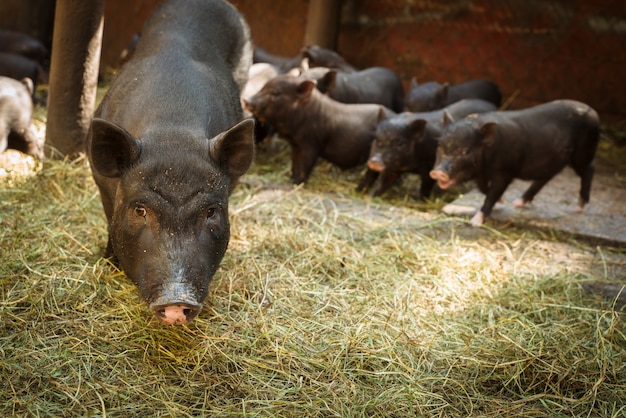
[479,122,498,147]
[296,79,317,101]
[286,66,301,77]
[442,110,454,127]
[376,107,389,123]
[436,83,449,101]
[299,57,310,72]
[408,119,428,140]
[301,46,312,61]
[89,118,141,178]
[208,118,255,177]
[321,70,338,90]
[20,78,34,95]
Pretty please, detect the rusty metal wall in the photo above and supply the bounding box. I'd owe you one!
[95,0,626,122]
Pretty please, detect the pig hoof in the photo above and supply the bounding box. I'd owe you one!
[512,198,527,208]
[470,211,485,227]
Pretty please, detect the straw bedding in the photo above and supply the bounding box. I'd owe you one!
[1,107,625,417]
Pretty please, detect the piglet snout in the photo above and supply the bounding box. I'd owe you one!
[430,170,453,189]
[367,155,386,172]
[242,98,254,112]
[151,302,202,325]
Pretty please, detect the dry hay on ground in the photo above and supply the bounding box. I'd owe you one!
[1,123,625,416]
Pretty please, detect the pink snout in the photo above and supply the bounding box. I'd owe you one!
[151,302,202,325]
[429,169,453,189]
[367,155,385,172]
[242,98,252,112]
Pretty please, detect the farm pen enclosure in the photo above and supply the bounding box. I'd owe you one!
[2,0,626,416]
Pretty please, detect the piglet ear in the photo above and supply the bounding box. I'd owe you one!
[376,106,389,123]
[318,70,337,93]
[20,78,34,95]
[89,118,141,178]
[209,118,255,178]
[296,79,317,102]
[436,83,449,102]
[408,119,428,141]
[442,110,454,128]
[299,57,310,72]
[479,122,498,147]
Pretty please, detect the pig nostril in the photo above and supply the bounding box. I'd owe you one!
[150,302,202,325]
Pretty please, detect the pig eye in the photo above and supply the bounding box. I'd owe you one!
[205,206,221,221]
[134,205,147,218]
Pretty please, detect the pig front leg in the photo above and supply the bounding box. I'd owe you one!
[290,145,319,184]
[476,177,490,195]
[29,129,45,159]
[371,170,401,197]
[356,168,380,193]
[418,174,436,200]
[474,176,513,226]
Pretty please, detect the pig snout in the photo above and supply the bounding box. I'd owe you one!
[242,98,255,114]
[151,302,202,325]
[242,98,263,122]
[367,155,386,172]
[148,282,204,325]
[430,169,453,189]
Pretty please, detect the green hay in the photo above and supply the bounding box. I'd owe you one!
[1,119,626,416]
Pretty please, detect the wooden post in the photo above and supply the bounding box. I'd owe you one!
[303,0,341,50]
[45,0,104,158]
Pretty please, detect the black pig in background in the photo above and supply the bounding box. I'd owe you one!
[430,100,599,226]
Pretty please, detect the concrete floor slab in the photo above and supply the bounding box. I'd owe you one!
[442,168,626,245]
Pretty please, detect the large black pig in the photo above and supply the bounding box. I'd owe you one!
[429,100,599,226]
[405,78,501,112]
[300,66,405,113]
[0,76,43,158]
[360,99,497,199]
[243,74,394,184]
[87,0,255,325]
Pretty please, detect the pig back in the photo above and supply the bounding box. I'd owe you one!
[336,67,404,112]
[444,99,498,121]
[448,80,502,108]
[97,0,252,138]
[465,99,599,176]
[488,100,598,144]
[138,0,252,93]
